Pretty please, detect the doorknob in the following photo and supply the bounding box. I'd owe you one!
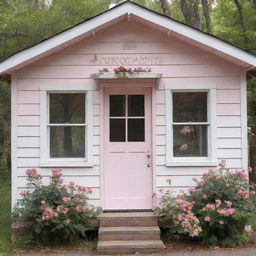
[146,151,151,167]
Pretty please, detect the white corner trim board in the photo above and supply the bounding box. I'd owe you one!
[11,73,18,208]
[0,1,256,75]
[241,72,248,171]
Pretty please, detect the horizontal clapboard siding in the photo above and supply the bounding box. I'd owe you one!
[14,19,244,208]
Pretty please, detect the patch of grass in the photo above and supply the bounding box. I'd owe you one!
[0,171,12,255]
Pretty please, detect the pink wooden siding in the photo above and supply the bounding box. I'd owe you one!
[14,20,244,206]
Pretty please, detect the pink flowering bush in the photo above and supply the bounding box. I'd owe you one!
[13,169,100,245]
[155,162,256,247]
[187,162,256,247]
[155,183,202,238]
[113,66,151,74]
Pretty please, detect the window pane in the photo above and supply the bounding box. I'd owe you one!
[128,119,145,142]
[110,119,125,142]
[173,125,207,157]
[128,95,144,116]
[50,94,85,124]
[110,95,125,117]
[50,126,85,158]
[173,92,207,122]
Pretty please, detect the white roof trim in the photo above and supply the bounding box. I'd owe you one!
[0,1,256,75]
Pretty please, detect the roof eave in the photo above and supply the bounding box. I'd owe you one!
[0,1,256,76]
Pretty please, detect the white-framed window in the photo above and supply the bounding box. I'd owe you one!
[40,85,93,167]
[165,84,217,166]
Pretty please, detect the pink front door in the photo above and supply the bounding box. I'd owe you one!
[104,87,152,210]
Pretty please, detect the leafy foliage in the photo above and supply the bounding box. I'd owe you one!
[13,169,101,245]
[155,163,256,247]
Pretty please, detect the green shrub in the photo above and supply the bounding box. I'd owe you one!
[13,169,100,245]
[155,162,256,247]
[155,180,202,238]
[187,162,256,247]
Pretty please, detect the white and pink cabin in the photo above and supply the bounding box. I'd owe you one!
[1,1,256,211]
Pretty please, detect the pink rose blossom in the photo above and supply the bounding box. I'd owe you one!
[188,187,197,193]
[41,200,46,205]
[226,201,233,207]
[192,177,198,182]
[68,181,76,189]
[205,204,215,210]
[62,197,71,203]
[219,220,224,225]
[19,191,28,197]
[64,218,70,224]
[75,206,82,212]
[63,208,68,215]
[204,216,211,222]
[215,199,221,207]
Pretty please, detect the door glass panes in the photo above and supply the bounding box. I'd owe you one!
[128,95,144,116]
[173,92,207,122]
[50,126,85,158]
[110,95,125,117]
[110,119,126,142]
[50,94,85,123]
[128,119,145,141]
[109,94,145,142]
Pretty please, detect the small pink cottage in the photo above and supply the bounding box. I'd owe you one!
[1,1,256,213]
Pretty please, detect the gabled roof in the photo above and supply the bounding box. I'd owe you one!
[1,0,256,77]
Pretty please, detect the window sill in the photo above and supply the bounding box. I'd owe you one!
[166,161,218,167]
[40,162,94,168]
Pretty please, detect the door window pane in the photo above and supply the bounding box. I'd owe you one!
[50,126,85,158]
[50,94,85,123]
[173,125,207,157]
[128,95,144,116]
[128,119,145,142]
[110,119,125,142]
[110,95,125,117]
[173,92,207,122]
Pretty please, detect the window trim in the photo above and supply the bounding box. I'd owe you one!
[165,84,217,167]
[40,85,93,167]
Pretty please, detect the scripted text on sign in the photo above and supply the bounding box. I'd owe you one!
[96,55,163,65]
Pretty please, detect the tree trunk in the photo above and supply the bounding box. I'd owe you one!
[179,0,192,26]
[191,0,201,29]
[179,0,201,29]
[252,0,256,8]
[160,0,171,16]
[201,0,212,32]
[233,0,248,43]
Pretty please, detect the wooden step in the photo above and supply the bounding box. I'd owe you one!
[99,226,160,240]
[98,212,158,227]
[97,240,165,254]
